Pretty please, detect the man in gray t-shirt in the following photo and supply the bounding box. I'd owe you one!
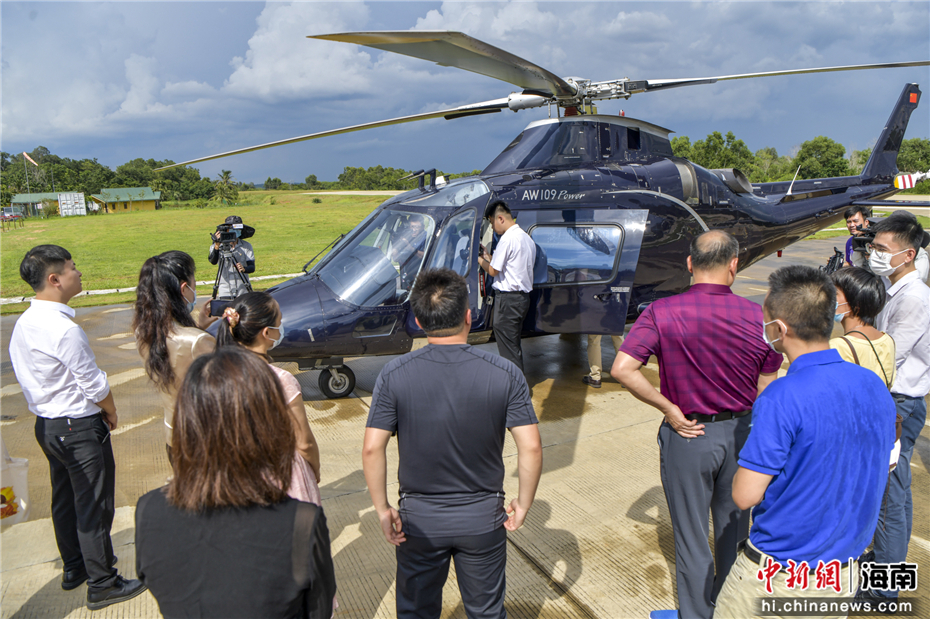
[364,268,542,619]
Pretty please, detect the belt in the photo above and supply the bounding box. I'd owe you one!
[738,540,819,573]
[36,413,103,433]
[495,290,529,295]
[684,410,751,422]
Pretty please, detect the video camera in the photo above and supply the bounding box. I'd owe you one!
[212,222,255,252]
[850,214,930,256]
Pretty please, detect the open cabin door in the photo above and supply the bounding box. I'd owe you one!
[522,208,648,335]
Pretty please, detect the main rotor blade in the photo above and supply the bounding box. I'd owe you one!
[311,31,576,99]
[633,60,930,93]
[154,98,511,171]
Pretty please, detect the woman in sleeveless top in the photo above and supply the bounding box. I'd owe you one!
[133,251,216,457]
[216,291,321,504]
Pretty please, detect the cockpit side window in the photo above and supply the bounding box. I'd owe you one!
[318,210,435,307]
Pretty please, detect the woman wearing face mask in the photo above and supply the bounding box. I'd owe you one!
[216,291,322,504]
[829,267,896,388]
[134,251,216,459]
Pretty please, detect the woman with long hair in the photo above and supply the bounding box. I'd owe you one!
[135,348,336,618]
[133,251,215,454]
[217,291,322,503]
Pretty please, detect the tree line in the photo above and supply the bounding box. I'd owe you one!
[671,134,929,188]
[3,135,928,207]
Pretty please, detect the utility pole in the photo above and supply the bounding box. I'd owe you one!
[24,157,30,193]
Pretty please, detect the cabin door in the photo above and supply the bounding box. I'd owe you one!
[523,208,648,335]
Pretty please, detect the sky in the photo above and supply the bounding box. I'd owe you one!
[2,1,929,184]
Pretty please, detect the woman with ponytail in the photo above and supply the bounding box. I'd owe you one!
[133,251,215,456]
[217,291,322,504]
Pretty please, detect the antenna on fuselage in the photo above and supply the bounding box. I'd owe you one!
[786,166,801,196]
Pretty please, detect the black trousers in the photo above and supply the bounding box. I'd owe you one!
[493,291,530,373]
[35,414,118,591]
[396,527,507,619]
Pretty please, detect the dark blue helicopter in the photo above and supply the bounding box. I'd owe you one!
[162,32,930,397]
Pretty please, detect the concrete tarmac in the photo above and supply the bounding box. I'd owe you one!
[2,237,928,618]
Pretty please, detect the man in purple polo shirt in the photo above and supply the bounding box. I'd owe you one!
[612,230,783,619]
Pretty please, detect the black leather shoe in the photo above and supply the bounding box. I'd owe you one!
[582,376,602,388]
[86,576,147,611]
[854,588,897,614]
[62,568,89,591]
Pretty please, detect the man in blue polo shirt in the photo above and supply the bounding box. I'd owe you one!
[714,265,896,618]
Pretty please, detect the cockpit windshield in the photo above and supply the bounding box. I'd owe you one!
[317,210,435,307]
[483,122,599,174]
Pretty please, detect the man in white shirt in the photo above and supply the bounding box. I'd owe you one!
[479,202,536,373]
[9,245,146,610]
[858,215,930,605]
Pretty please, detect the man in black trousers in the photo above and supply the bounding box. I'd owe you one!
[9,245,146,610]
[479,202,536,373]
[363,268,542,618]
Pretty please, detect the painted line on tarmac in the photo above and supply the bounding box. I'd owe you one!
[111,415,158,436]
[0,273,303,305]
[108,368,147,387]
[97,332,132,341]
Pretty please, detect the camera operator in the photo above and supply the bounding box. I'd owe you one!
[208,215,255,302]
[844,205,870,268]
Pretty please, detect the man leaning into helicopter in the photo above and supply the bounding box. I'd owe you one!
[478,202,536,374]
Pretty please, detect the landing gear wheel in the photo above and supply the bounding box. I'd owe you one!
[318,366,356,399]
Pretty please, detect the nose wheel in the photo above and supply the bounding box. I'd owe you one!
[318,366,356,399]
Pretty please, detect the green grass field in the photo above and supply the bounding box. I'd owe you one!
[2,192,926,315]
[1,191,384,314]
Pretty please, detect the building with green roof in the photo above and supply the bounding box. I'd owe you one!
[90,187,162,213]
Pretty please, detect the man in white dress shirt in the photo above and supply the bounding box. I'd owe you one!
[858,215,930,605]
[479,202,536,373]
[9,245,145,610]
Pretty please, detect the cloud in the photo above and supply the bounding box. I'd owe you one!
[223,2,373,102]
[1,1,927,182]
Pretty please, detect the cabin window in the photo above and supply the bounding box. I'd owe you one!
[528,224,623,286]
[318,210,435,307]
[427,210,475,277]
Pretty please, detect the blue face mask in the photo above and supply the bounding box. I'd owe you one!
[834,301,849,323]
[182,283,197,314]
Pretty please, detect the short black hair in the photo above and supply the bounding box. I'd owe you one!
[870,211,926,252]
[484,201,513,221]
[20,245,72,292]
[410,268,469,337]
[689,230,739,271]
[830,267,886,327]
[843,205,870,221]
[764,265,835,342]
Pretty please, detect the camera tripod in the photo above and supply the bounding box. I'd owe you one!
[211,247,253,307]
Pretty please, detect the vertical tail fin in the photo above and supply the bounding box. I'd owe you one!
[860,84,921,180]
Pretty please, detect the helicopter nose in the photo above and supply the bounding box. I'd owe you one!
[267,275,326,356]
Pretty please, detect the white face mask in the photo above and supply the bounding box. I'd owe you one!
[182,284,197,314]
[268,326,284,350]
[762,319,784,351]
[869,249,908,277]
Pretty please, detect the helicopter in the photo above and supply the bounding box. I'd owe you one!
[162,31,930,398]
